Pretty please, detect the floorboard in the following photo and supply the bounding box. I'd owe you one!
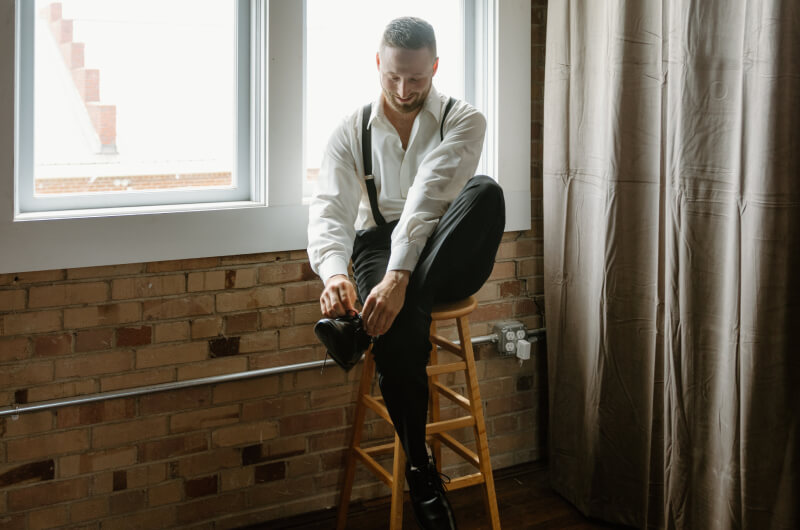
[239,461,634,529]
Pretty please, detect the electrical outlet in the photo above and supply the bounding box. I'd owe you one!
[492,320,527,356]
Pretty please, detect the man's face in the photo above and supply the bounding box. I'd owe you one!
[377,46,439,115]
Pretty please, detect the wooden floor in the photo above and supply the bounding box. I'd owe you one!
[243,461,631,529]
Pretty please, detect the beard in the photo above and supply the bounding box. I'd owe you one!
[382,85,431,114]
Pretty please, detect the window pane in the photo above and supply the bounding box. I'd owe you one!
[34,0,235,197]
[304,0,464,197]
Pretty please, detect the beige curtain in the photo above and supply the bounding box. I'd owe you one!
[542,1,800,528]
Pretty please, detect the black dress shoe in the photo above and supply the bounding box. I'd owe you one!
[406,458,457,530]
[313,312,371,371]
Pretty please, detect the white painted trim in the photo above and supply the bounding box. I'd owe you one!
[492,0,531,232]
[1,0,530,274]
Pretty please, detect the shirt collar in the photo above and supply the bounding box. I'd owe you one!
[370,85,446,128]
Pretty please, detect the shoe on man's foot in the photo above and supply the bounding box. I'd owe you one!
[405,457,457,530]
[313,312,371,372]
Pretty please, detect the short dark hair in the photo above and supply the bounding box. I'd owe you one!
[380,17,437,58]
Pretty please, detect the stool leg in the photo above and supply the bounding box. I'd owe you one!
[428,321,443,471]
[457,316,502,530]
[389,433,407,530]
[336,351,374,530]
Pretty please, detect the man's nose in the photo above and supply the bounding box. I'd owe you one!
[397,80,410,98]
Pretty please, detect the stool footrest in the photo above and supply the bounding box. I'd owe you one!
[354,447,393,487]
[430,334,465,358]
[363,442,396,456]
[427,361,467,376]
[432,381,471,411]
[363,395,393,424]
[425,415,475,435]
[433,432,480,468]
[446,472,485,491]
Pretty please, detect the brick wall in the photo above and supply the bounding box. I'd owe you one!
[0,4,547,528]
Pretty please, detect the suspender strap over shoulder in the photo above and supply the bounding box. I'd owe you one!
[361,104,386,226]
[361,97,456,227]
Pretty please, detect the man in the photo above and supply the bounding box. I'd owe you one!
[308,17,505,530]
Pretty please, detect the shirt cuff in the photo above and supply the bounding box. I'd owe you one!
[318,255,350,284]
[387,242,421,273]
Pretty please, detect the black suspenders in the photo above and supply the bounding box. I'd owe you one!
[361,97,456,226]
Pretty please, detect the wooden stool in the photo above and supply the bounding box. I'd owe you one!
[336,296,501,529]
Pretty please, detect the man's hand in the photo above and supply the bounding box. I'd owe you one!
[361,270,410,337]
[320,274,357,318]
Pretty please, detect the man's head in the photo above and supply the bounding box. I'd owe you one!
[377,17,439,115]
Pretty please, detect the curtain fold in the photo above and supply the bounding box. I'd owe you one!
[542,1,800,528]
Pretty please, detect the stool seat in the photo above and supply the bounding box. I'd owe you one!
[336,295,501,530]
[431,296,478,320]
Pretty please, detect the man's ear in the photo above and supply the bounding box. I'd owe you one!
[432,57,439,76]
[376,51,381,71]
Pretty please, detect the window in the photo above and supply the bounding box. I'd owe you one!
[2,0,530,274]
[19,0,253,213]
[304,0,465,197]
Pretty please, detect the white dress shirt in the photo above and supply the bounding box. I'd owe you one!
[307,86,486,284]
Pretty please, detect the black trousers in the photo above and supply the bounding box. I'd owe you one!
[351,175,505,467]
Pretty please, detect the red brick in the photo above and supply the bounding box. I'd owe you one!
[226,312,258,333]
[139,387,212,415]
[4,310,62,334]
[25,379,96,403]
[174,447,240,478]
[191,316,223,338]
[279,409,344,436]
[117,325,152,346]
[292,303,321,325]
[213,376,279,403]
[3,270,64,285]
[124,462,167,488]
[28,503,70,529]
[75,328,114,352]
[225,268,258,289]
[211,420,279,448]
[0,360,54,387]
[257,262,315,284]
[139,432,208,462]
[70,497,110,522]
[185,475,218,498]
[148,480,183,507]
[221,252,289,266]
[0,289,26,311]
[0,460,55,487]
[0,337,30,362]
[64,302,140,329]
[238,331,278,354]
[32,333,71,356]
[109,489,146,514]
[102,505,177,529]
[92,416,168,449]
[100,368,173,392]
[241,395,309,421]
[147,257,219,273]
[3,410,53,437]
[254,461,285,483]
[216,287,282,313]
[66,263,143,280]
[28,282,108,308]
[283,282,323,304]
[278,325,317,349]
[154,321,189,343]
[176,356,248,381]
[176,491,246,524]
[170,405,240,433]
[136,342,208,369]
[56,398,136,428]
[112,275,185,300]
[60,447,137,476]
[142,295,214,320]
[259,307,293,329]
[54,350,133,378]
[187,270,225,292]
[6,429,89,462]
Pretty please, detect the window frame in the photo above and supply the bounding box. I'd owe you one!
[16,0,256,213]
[0,0,529,274]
